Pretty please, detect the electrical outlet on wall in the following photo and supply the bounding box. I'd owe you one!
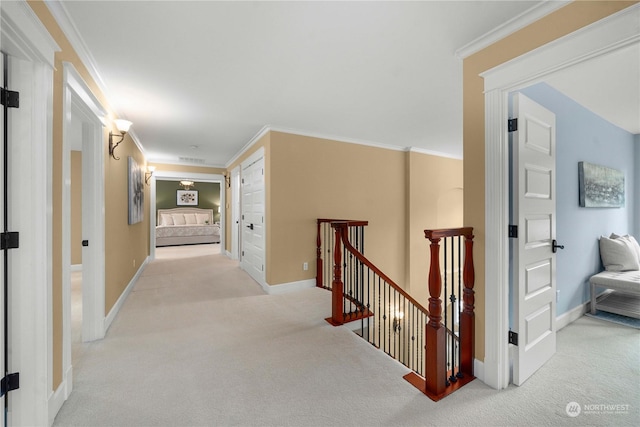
[303,262,308,271]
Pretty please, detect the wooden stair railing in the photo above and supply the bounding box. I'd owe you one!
[316,219,475,402]
[404,227,475,401]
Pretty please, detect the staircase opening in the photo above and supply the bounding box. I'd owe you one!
[317,219,475,401]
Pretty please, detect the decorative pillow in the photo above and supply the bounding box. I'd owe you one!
[196,213,209,224]
[160,214,174,226]
[184,213,197,225]
[610,233,640,264]
[171,214,186,226]
[599,235,640,271]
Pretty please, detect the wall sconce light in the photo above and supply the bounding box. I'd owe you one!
[145,166,156,185]
[108,119,133,160]
[180,180,195,190]
[392,310,404,334]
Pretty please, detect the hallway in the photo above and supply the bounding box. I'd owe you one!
[53,245,639,426]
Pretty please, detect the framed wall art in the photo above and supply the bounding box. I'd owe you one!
[177,190,198,206]
[128,156,145,224]
[578,161,625,208]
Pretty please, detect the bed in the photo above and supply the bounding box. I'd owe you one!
[155,207,220,247]
[590,234,640,319]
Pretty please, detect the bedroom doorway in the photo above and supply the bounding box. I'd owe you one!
[149,172,226,260]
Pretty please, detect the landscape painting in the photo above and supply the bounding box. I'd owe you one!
[578,161,624,208]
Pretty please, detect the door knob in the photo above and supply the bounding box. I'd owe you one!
[552,239,564,253]
[246,224,254,230]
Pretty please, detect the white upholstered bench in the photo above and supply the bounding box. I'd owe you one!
[590,270,640,319]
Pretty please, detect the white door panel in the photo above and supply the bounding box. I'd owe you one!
[512,93,557,386]
[241,152,265,285]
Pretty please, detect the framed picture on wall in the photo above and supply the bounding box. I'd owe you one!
[578,161,625,208]
[128,156,144,224]
[177,190,198,206]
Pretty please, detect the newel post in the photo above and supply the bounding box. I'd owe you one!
[316,220,323,288]
[326,223,345,326]
[425,232,446,397]
[460,232,475,376]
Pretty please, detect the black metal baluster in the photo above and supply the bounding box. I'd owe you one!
[449,236,457,383]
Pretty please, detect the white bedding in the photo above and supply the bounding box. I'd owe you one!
[155,207,220,246]
[155,224,220,238]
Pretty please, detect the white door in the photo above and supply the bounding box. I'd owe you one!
[511,93,557,386]
[0,51,6,427]
[231,166,240,260]
[241,152,265,285]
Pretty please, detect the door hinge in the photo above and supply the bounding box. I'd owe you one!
[242,251,244,256]
[262,265,264,272]
[1,372,20,397]
[508,118,518,132]
[508,225,518,238]
[0,87,20,108]
[508,331,518,346]
[82,240,89,247]
[1,231,19,249]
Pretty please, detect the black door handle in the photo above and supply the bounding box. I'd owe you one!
[246,224,254,230]
[552,239,564,253]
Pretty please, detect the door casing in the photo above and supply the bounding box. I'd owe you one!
[480,5,639,390]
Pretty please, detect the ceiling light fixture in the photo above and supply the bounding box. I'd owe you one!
[179,180,195,190]
[108,119,133,160]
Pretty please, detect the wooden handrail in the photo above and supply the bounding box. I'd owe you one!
[333,222,429,315]
[424,227,473,240]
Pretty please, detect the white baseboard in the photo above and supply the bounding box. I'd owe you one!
[474,358,484,383]
[104,256,149,333]
[556,300,589,331]
[48,365,73,426]
[225,250,233,258]
[70,264,82,272]
[263,279,315,295]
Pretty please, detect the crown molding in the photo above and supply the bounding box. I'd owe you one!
[45,1,147,157]
[44,1,109,94]
[227,125,463,168]
[455,0,571,60]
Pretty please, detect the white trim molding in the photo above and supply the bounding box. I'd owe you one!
[1,1,59,424]
[262,279,315,295]
[455,0,571,59]
[104,256,150,333]
[481,4,639,391]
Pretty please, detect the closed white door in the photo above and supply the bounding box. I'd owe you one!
[241,152,265,285]
[512,93,557,386]
[231,167,240,260]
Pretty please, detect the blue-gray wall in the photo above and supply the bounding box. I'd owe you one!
[517,83,637,316]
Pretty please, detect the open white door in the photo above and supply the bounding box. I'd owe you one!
[511,93,558,386]
[240,149,265,285]
[0,51,6,427]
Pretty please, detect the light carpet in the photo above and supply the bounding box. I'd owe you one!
[54,245,640,426]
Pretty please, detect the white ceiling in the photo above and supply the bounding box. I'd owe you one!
[54,1,639,167]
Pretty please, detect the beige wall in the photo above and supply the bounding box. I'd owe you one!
[463,0,638,362]
[28,1,152,389]
[226,131,463,300]
[406,152,463,305]
[70,151,82,265]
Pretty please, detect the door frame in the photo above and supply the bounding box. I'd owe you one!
[481,5,639,390]
[0,0,58,424]
[230,166,241,260]
[239,147,266,287]
[61,62,107,397]
[149,171,225,260]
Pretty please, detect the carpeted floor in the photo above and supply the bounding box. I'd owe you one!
[54,244,640,426]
